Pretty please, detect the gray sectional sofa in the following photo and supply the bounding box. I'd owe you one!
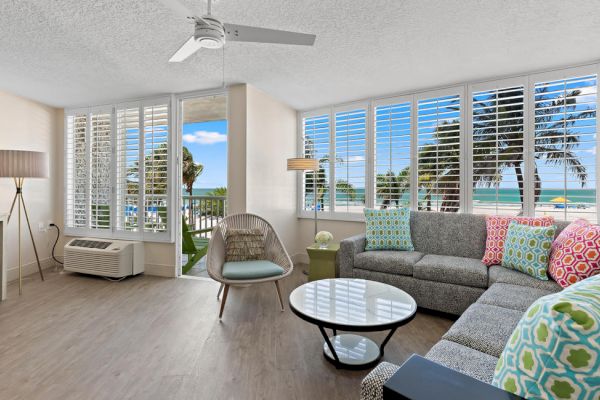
[337,211,569,399]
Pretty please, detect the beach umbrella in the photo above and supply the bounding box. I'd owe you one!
[550,196,570,203]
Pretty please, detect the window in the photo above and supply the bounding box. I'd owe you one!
[65,98,172,241]
[298,65,599,222]
[334,107,367,212]
[471,83,525,215]
[416,93,462,212]
[374,100,411,208]
[302,114,330,212]
[533,74,598,221]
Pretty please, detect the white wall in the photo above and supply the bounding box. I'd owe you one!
[227,84,300,255]
[0,90,62,281]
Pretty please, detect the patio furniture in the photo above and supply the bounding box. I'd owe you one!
[206,213,294,319]
[182,215,211,275]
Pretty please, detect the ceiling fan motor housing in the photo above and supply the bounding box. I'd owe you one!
[194,17,225,49]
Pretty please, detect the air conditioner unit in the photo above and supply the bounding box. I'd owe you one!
[64,238,144,278]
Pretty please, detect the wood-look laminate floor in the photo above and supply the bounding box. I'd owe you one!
[0,267,454,400]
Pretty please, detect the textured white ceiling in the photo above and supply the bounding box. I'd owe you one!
[1,0,600,110]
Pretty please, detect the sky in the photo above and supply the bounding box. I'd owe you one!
[182,119,228,189]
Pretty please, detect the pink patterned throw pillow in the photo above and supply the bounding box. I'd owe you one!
[548,219,600,288]
[482,215,555,266]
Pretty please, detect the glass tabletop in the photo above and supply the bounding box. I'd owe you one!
[289,278,417,328]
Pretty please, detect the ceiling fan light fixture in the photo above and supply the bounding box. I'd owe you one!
[194,17,225,49]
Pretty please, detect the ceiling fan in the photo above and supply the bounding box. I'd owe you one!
[159,0,316,62]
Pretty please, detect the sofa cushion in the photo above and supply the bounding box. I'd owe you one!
[425,339,498,384]
[364,208,414,251]
[413,255,488,288]
[492,274,600,399]
[443,303,523,357]
[482,215,555,266]
[549,218,600,288]
[501,221,556,280]
[410,211,487,259]
[354,251,423,276]
[488,265,561,292]
[477,283,555,312]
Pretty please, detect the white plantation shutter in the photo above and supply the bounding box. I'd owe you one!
[374,99,411,209]
[143,103,170,232]
[302,113,330,212]
[65,112,88,228]
[471,84,525,215]
[416,92,462,212]
[533,74,598,221]
[89,109,112,229]
[116,105,140,232]
[64,97,171,240]
[334,106,367,213]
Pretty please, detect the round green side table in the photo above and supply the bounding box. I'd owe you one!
[306,243,339,281]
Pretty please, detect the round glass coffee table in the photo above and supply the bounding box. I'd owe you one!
[289,278,417,370]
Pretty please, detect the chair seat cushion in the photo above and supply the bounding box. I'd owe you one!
[354,251,423,276]
[425,339,499,384]
[443,303,523,357]
[413,254,488,288]
[488,265,561,292]
[477,283,555,312]
[222,260,284,280]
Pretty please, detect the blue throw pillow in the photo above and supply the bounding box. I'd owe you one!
[364,208,413,251]
[502,221,556,280]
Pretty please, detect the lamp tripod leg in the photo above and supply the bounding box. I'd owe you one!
[6,191,18,224]
[20,193,44,281]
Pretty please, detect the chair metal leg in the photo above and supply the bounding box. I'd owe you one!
[274,280,284,311]
[217,283,224,300]
[219,284,230,319]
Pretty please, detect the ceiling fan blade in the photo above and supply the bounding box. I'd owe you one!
[169,36,202,62]
[156,0,202,20]
[223,23,316,46]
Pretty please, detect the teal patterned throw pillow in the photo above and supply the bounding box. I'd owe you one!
[492,274,600,399]
[364,208,413,251]
[501,221,556,280]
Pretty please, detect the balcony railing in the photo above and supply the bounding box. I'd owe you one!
[182,195,227,237]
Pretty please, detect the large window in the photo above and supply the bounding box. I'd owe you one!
[65,98,172,241]
[302,113,330,212]
[298,65,599,223]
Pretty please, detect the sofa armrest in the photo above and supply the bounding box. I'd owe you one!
[383,355,523,400]
[339,233,366,277]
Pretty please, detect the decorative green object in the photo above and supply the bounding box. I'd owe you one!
[501,221,556,280]
[364,208,413,251]
[306,243,339,281]
[315,231,333,249]
[181,215,211,275]
[492,274,600,399]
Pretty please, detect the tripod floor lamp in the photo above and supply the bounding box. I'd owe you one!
[0,150,48,294]
[287,157,319,238]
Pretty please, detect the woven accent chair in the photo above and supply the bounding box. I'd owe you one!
[207,213,294,319]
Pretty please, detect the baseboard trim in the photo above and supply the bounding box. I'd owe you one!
[7,258,57,282]
[145,263,177,278]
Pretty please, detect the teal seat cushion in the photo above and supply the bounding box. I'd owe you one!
[501,221,556,280]
[492,274,600,399]
[222,260,285,280]
[364,208,414,251]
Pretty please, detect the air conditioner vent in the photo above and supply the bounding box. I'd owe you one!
[69,239,112,249]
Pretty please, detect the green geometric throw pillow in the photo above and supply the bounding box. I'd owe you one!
[501,221,556,280]
[492,274,600,399]
[364,208,413,251]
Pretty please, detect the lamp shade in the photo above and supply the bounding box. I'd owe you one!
[287,157,319,171]
[0,150,48,178]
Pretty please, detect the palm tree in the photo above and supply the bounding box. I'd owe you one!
[207,187,227,197]
[182,146,203,223]
[472,86,589,209]
[376,168,410,208]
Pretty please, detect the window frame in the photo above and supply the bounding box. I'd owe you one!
[297,64,600,223]
[64,95,175,243]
